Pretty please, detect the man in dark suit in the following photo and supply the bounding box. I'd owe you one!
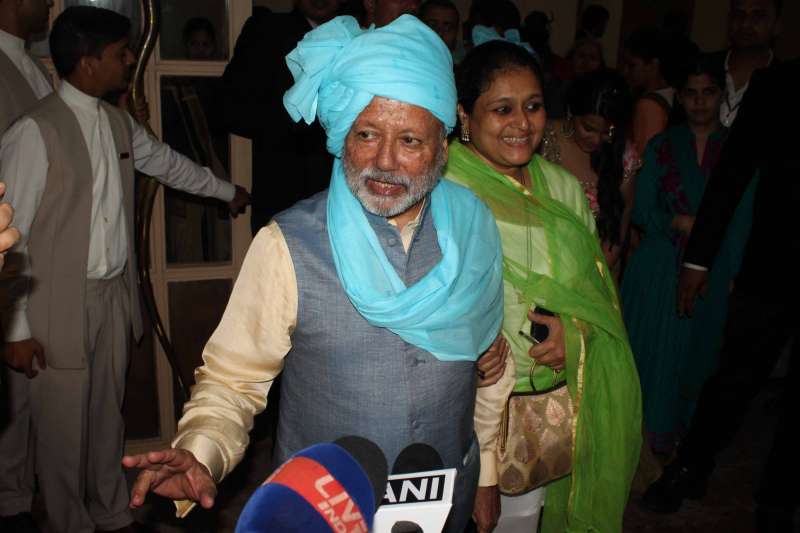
[223,0,426,234]
[642,58,800,532]
[221,1,342,234]
[707,0,781,128]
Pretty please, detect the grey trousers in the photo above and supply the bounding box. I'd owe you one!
[0,365,35,516]
[1,276,133,532]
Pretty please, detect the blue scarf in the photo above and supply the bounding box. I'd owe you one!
[284,15,503,361]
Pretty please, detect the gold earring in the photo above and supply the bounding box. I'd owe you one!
[461,126,471,143]
[561,115,576,138]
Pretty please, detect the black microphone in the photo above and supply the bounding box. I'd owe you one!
[375,443,451,533]
[391,443,444,474]
[334,435,389,507]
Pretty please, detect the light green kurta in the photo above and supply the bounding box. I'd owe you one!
[486,157,597,392]
[447,141,642,533]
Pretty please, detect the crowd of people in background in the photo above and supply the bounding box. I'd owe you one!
[0,0,796,532]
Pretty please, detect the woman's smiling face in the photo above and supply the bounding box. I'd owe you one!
[460,67,546,176]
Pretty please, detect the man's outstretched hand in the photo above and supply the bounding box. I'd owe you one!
[123,449,217,510]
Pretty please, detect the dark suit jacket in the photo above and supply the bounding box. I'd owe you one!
[221,9,332,233]
[684,59,800,293]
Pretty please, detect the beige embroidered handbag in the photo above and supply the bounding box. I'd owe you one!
[496,362,575,495]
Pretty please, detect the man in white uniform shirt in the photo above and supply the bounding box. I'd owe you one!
[0,1,53,531]
[0,6,249,533]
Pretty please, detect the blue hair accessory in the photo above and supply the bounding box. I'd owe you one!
[471,24,539,60]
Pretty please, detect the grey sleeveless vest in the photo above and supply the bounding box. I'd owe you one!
[25,94,142,368]
[275,191,479,530]
[0,48,49,134]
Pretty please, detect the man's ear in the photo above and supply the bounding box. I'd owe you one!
[78,55,93,78]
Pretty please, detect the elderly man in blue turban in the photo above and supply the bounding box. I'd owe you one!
[123,15,506,531]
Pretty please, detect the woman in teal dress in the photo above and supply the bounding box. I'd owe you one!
[621,56,757,455]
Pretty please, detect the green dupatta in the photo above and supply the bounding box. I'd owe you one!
[446,141,642,533]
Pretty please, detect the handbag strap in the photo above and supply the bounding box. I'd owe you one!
[498,361,568,454]
[529,358,564,393]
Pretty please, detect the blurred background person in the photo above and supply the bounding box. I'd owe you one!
[162,17,231,263]
[540,69,632,273]
[622,30,675,166]
[522,10,571,118]
[363,0,419,27]
[419,0,459,54]
[575,4,609,41]
[0,0,53,530]
[549,36,606,118]
[222,0,343,235]
[569,37,605,78]
[622,55,756,458]
[643,54,798,533]
[712,0,781,127]
[182,16,217,60]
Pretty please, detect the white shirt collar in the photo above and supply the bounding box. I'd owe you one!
[59,80,101,113]
[724,49,774,76]
[0,28,26,57]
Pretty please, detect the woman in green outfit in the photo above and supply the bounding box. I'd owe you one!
[621,56,756,456]
[448,40,641,533]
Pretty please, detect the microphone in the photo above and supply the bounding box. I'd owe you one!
[373,443,457,533]
[235,436,388,533]
[391,443,444,474]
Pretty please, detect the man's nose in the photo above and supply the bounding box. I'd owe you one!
[376,140,398,171]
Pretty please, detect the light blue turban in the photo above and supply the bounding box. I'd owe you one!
[284,15,457,156]
[281,15,504,363]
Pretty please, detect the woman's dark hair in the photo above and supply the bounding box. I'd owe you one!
[456,40,544,115]
[625,30,699,88]
[50,6,132,79]
[624,29,667,65]
[676,53,725,91]
[567,69,632,244]
[182,17,216,46]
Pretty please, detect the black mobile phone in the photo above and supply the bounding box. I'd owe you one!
[530,306,555,343]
